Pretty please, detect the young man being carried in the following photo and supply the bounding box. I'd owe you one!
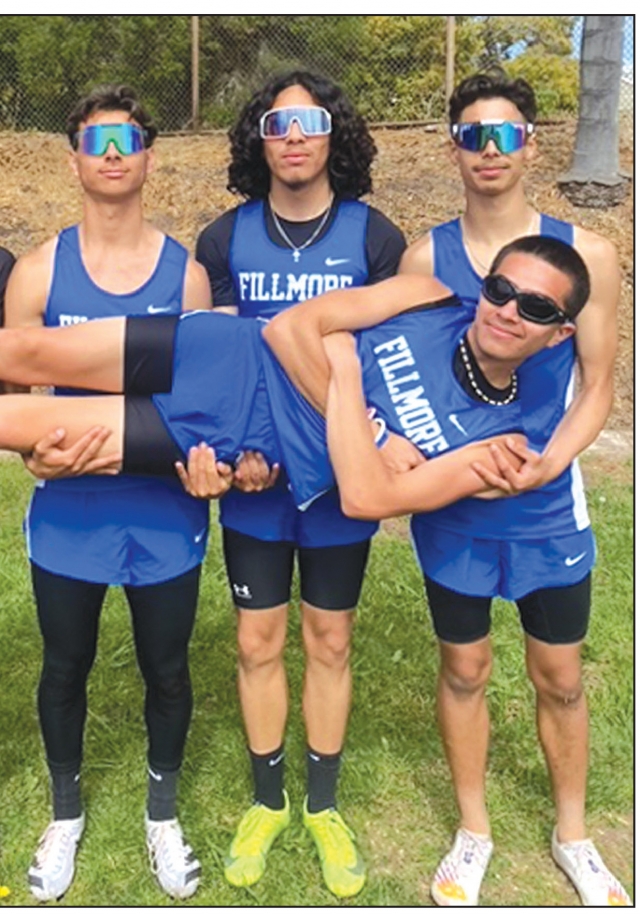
[399,71,626,907]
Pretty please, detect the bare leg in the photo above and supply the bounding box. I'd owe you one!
[0,318,126,391]
[237,605,289,753]
[437,637,493,835]
[0,393,124,466]
[302,604,354,754]
[525,635,588,842]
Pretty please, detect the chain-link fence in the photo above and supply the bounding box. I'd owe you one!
[0,15,633,133]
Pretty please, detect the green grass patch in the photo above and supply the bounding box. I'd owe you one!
[0,456,633,906]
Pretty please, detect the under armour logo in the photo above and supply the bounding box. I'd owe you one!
[233,583,252,600]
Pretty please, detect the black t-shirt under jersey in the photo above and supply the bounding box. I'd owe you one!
[196,199,406,307]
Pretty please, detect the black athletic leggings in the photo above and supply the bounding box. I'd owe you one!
[32,562,201,774]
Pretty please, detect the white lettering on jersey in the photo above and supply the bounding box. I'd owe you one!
[372,334,449,455]
[58,314,89,326]
[237,271,354,303]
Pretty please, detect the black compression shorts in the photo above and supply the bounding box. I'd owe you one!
[121,315,185,476]
[122,396,185,476]
[124,314,178,394]
[425,573,591,645]
[222,527,371,611]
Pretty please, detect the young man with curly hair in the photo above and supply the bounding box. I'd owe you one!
[400,71,627,907]
[195,70,407,898]
[5,85,214,903]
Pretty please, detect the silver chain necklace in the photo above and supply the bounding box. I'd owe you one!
[461,212,538,275]
[459,337,518,406]
[269,197,334,262]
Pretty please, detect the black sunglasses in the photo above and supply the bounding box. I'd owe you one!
[482,274,571,325]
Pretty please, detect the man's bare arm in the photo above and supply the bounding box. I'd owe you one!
[324,333,523,520]
[262,272,452,414]
[182,258,213,311]
[398,231,435,275]
[488,230,619,494]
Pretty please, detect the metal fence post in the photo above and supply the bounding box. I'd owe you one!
[445,16,455,110]
[191,15,200,131]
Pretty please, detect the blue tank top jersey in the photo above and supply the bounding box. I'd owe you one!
[260,302,530,511]
[415,214,590,542]
[147,304,584,532]
[229,199,369,318]
[221,199,377,546]
[26,226,210,585]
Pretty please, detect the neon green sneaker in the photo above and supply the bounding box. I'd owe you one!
[223,792,290,887]
[303,798,366,898]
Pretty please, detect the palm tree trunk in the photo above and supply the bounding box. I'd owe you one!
[558,15,628,207]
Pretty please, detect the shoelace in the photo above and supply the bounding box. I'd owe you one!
[445,831,492,876]
[566,840,616,887]
[33,823,75,871]
[148,821,192,875]
[234,806,280,854]
[312,812,357,864]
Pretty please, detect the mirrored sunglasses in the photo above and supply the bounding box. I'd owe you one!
[482,273,570,325]
[74,123,148,156]
[259,106,332,139]
[451,120,534,154]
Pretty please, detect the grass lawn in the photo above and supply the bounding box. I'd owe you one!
[0,453,633,906]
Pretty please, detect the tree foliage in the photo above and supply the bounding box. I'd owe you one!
[0,14,586,132]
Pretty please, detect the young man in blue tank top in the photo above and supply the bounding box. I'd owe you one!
[195,71,407,899]
[4,85,218,903]
[399,72,627,907]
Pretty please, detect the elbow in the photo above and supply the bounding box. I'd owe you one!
[262,310,293,351]
[338,486,385,521]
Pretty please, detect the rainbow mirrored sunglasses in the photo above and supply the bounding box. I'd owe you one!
[259,106,332,140]
[451,120,534,154]
[73,123,148,156]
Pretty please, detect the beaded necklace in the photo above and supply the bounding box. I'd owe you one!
[459,337,517,406]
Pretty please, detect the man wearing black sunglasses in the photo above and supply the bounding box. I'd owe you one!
[400,71,625,907]
[195,70,407,898]
[4,85,214,902]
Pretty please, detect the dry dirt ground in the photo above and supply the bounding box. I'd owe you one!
[0,121,633,442]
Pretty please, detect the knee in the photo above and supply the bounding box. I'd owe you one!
[41,651,94,695]
[302,614,352,670]
[237,615,286,673]
[528,663,583,707]
[147,666,191,704]
[440,644,492,696]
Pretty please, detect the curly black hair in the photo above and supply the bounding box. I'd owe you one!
[66,84,157,150]
[449,69,537,125]
[227,70,376,200]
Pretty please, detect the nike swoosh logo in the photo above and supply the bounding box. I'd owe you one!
[268,753,284,768]
[565,552,587,567]
[148,768,163,782]
[448,413,468,436]
[324,257,349,267]
[147,305,172,314]
[194,529,206,544]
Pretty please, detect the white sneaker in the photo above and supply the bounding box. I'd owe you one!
[28,813,85,901]
[145,815,201,899]
[431,827,493,906]
[551,827,631,906]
